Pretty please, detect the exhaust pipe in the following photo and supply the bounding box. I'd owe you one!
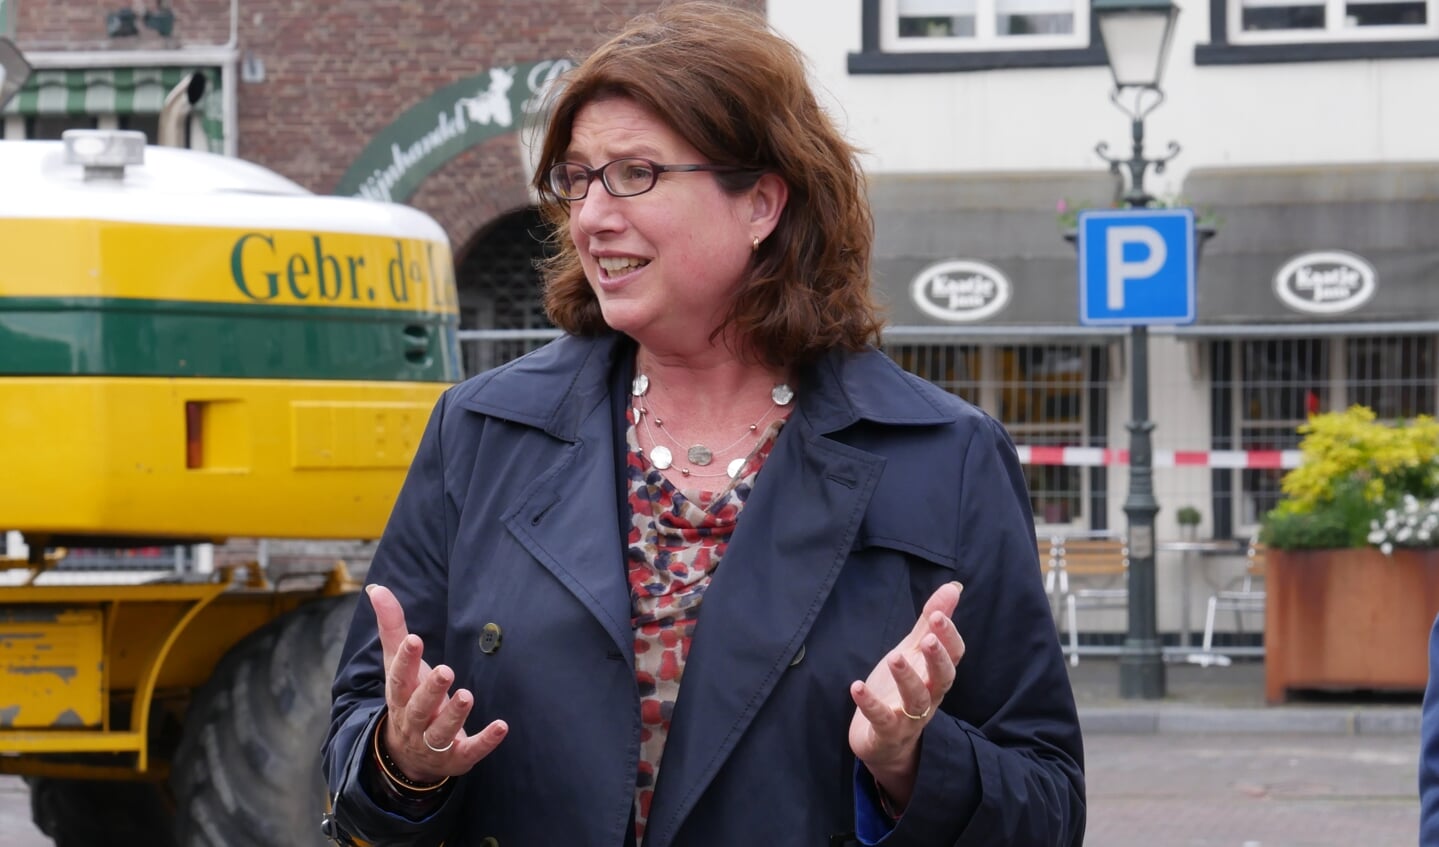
[157,72,207,148]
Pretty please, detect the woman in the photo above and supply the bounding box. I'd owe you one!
[324,3,1085,845]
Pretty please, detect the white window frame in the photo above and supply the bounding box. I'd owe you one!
[1228,0,1439,45]
[881,0,1090,52]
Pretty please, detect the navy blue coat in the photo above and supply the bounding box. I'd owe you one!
[1421,612,1439,845]
[325,333,1085,846]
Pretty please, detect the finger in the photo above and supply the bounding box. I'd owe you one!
[849,680,900,733]
[456,719,510,767]
[368,584,411,672]
[904,581,963,644]
[405,664,456,739]
[920,632,957,699]
[422,685,476,753]
[386,633,427,715]
[888,650,932,717]
[926,608,967,665]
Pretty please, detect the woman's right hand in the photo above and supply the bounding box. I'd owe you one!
[367,584,509,783]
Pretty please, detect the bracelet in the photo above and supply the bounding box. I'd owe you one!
[874,780,904,821]
[372,712,451,794]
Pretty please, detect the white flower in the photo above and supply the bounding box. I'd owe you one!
[1368,493,1439,551]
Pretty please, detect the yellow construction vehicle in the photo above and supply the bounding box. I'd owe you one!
[0,64,460,845]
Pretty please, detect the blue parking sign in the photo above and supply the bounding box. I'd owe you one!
[1078,208,1196,326]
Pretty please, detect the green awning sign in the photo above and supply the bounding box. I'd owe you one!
[0,64,225,152]
[334,59,572,202]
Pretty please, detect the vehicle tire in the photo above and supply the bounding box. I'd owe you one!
[28,776,178,847]
[171,594,358,847]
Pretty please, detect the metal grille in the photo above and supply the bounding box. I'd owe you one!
[880,342,1110,526]
[1235,338,1329,524]
[1219,334,1438,530]
[455,208,553,376]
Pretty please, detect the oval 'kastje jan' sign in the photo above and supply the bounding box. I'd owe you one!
[1273,250,1377,315]
[910,260,1012,323]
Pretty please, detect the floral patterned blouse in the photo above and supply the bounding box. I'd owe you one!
[624,410,784,844]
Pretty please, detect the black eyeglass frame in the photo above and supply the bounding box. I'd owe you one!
[545,157,757,201]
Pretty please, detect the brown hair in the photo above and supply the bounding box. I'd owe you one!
[532,1,882,366]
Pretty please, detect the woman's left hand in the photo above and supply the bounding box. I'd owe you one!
[848,581,966,810]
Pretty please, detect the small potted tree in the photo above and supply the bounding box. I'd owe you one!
[1175,505,1202,540]
[1261,406,1439,702]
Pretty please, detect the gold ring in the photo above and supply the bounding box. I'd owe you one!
[423,733,455,753]
[899,704,931,721]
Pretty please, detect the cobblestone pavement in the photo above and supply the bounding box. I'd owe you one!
[0,730,1421,846]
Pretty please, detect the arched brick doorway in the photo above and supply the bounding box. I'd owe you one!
[454,207,555,376]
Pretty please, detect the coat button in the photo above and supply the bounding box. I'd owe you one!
[480,838,499,847]
[479,622,503,654]
[789,643,806,667]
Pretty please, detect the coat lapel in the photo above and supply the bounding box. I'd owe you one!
[640,410,884,847]
[461,334,636,662]
[501,426,635,663]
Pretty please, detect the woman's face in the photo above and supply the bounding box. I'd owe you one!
[563,97,762,356]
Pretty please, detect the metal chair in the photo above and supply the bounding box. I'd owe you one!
[1200,537,1266,658]
[1054,533,1129,667]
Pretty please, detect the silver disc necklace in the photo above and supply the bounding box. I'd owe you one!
[632,374,793,478]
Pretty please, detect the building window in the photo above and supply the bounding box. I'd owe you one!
[881,341,1109,529]
[24,115,98,140]
[849,0,1107,73]
[118,113,164,145]
[885,0,1087,51]
[1347,334,1436,417]
[1224,334,1437,531]
[1230,0,1434,41]
[1235,338,1329,527]
[13,113,168,144]
[1196,0,1439,64]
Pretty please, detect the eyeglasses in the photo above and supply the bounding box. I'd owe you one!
[545,157,754,201]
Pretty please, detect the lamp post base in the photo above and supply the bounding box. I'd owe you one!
[1119,642,1167,699]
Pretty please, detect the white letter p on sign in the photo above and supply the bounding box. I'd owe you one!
[1105,226,1167,310]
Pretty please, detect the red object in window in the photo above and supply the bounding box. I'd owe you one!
[1305,390,1320,416]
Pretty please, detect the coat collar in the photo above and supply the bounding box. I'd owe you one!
[453,332,959,436]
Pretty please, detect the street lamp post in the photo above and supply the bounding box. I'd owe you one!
[1092,0,1182,700]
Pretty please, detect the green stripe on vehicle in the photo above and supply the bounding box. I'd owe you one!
[0,297,462,382]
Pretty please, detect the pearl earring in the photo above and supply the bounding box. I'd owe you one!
[752,235,760,252]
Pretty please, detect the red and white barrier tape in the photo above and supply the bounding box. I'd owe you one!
[1014,446,1302,469]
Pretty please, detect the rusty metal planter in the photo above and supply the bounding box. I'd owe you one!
[1265,547,1439,703]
